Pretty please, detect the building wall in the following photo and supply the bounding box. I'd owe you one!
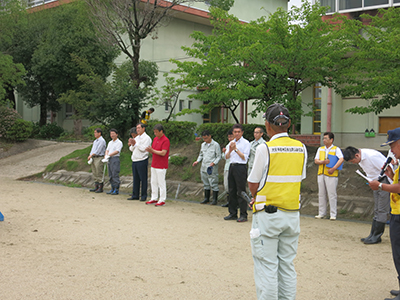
[301,85,400,149]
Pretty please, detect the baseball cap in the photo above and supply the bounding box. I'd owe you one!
[263,103,290,126]
[381,127,400,146]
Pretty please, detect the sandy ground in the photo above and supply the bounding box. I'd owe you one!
[0,142,399,299]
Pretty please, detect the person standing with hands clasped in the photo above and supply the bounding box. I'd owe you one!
[192,130,221,205]
[224,123,250,222]
[145,124,170,207]
[314,132,344,220]
[369,128,400,300]
[248,103,307,300]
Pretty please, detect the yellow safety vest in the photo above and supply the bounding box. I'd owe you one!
[391,168,400,215]
[253,136,305,212]
[140,111,151,125]
[317,146,339,177]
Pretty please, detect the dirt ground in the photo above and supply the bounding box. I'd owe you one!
[0,141,399,299]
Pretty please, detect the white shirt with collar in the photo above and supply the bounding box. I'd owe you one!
[358,148,391,181]
[129,132,152,162]
[248,132,308,183]
[106,138,123,157]
[226,136,250,164]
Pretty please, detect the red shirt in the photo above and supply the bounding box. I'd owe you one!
[151,134,170,169]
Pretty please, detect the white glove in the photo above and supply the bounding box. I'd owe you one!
[101,155,110,163]
[88,158,93,165]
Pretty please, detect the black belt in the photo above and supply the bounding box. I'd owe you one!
[231,163,246,166]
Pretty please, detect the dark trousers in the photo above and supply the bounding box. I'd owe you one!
[228,163,248,218]
[390,214,400,287]
[132,158,148,200]
[108,156,120,188]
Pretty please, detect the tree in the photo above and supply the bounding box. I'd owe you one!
[10,1,118,130]
[151,73,186,122]
[0,0,27,106]
[59,58,158,138]
[172,2,353,128]
[332,8,400,115]
[85,0,225,88]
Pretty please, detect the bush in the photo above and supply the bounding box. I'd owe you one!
[5,119,33,142]
[196,123,267,146]
[169,155,187,166]
[83,124,109,142]
[30,122,41,138]
[146,121,197,145]
[0,106,21,137]
[38,123,65,139]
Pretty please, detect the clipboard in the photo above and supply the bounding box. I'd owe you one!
[326,154,343,170]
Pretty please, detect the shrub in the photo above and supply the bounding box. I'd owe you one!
[169,155,187,166]
[83,124,109,142]
[30,122,41,138]
[196,123,267,146]
[6,119,33,142]
[0,106,21,137]
[38,123,65,139]
[146,121,197,145]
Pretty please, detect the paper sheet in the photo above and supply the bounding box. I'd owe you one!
[356,169,371,182]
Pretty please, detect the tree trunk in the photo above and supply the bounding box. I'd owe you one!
[74,118,82,136]
[39,103,47,126]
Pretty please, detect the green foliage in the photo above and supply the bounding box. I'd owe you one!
[59,59,158,139]
[180,166,194,181]
[11,1,118,126]
[209,0,234,11]
[66,160,79,171]
[45,147,91,172]
[173,2,352,127]
[146,121,197,145]
[0,53,26,102]
[38,123,65,140]
[169,155,188,166]
[83,124,109,142]
[5,118,33,142]
[0,105,20,137]
[197,123,267,146]
[332,8,400,115]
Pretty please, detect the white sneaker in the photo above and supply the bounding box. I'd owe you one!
[315,215,325,219]
[330,216,336,221]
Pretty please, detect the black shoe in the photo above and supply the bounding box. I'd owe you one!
[224,214,237,221]
[140,199,146,202]
[364,221,385,244]
[90,182,99,192]
[211,191,218,205]
[391,290,400,296]
[237,217,248,223]
[385,294,400,300]
[221,202,229,207]
[127,197,139,200]
[201,190,211,204]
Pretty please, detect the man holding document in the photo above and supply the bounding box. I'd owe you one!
[314,132,344,220]
[343,146,391,244]
[369,128,400,300]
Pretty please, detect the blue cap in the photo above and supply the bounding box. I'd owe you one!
[207,166,213,175]
[381,127,400,146]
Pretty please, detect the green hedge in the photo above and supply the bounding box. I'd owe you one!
[146,121,197,145]
[196,123,267,146]
[6,119,33,142]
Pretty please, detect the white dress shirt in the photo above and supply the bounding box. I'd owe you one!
[129,132,152,162]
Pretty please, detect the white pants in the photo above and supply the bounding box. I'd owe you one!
[151,167,167,203]
[251,210,300,300]
[317,175,338,218]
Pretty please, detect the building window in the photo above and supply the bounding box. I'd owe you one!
[179,100,184,112]
[66,104,73,118]
[339,0,362,10]
[379,117,400,134]
[313,83,322,135]
[395,0,400,4]
[364,0,389,6]
[188,100,192,110]
[321,0,336,13]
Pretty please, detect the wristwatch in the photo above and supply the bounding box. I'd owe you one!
[234,149,238,153]
[378,183,383,190]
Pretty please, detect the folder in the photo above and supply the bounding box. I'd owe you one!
[326,154,343,170]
